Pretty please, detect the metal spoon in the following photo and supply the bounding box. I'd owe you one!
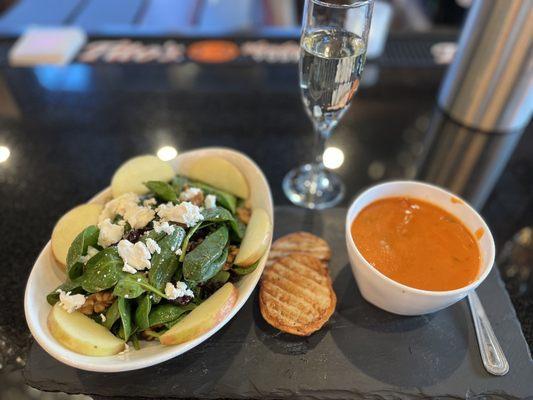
[468,291,509,376]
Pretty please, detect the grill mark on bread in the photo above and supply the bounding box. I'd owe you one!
[264,261,327,292]
[267,232,332,267]
[261,291,317,324]
[263,272,328,307]
[267,262,330,301]
[260,253,336,336]
[278,257,329,284]
[262,280,322,315]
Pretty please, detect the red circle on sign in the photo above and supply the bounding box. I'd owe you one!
[187,40,240,64]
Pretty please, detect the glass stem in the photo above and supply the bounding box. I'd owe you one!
[308,124,332,195]
[313,123,332,166]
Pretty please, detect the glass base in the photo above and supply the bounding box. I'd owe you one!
[282,163,345,210]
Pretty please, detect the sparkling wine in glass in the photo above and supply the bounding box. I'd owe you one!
[283,0,373,209]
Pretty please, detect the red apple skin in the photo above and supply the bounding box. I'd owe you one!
[160,284,238,346]
[215,285,238,321]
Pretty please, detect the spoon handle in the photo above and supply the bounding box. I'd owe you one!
[468,292,509,376]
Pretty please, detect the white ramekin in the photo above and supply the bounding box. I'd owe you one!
[345,181,495,315]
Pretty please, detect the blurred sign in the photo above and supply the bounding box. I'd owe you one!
[77,39,300,64]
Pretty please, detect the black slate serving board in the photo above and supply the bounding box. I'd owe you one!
[24,207,533,399]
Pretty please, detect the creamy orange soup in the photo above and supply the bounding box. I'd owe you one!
[351,197,480,291]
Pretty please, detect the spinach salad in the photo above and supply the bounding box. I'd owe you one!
[47,175,256,350]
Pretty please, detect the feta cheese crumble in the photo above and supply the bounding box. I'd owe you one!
[117,239,151,271]
[143,197,157,207]
[87,246,99,257]
[145,238,161,254]
[175,248,182,256]
[204,194,217,209]
[56,289,86,313]
[79,245,99,264]
[179,187,202,202]
[152,220,175,235]
[124,204,155,229]
[122,263,137,274]
[98,219,125,248]
[98,192,155,229]
[156,201,204,227]
[165,281,194,300]
[100,313,107,322]
[99,193,139,223]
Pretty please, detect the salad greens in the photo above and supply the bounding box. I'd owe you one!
[172,176,237,214]
[81,247,123,293]
[47,174,256,348]
[66,225,99,280]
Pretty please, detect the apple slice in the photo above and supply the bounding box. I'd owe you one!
[52,203,103,268]
[186,156,249,199]
[111,155,175,198]
[234,208,272,267]
[160,283,238,346]
[48,303,125,356]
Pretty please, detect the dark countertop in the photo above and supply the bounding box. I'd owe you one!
[0,38,531,395]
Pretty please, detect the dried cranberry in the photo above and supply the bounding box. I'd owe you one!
[125,228,148,243]
[171,295,193,306]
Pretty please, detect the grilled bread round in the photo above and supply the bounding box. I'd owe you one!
[267,232,331,267]
[260,254,336,336]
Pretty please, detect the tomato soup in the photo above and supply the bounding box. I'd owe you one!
[351,197,480,291]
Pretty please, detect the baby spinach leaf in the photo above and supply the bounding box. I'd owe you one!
[135,294,152,331]
[81,248,123,293]
[46,279,83,306]
[66,225,99,280]
[177,208,237,262]
[190,285,204,305]
[183,225,229,283]
[118,297,133,341]
[117,325,125,340]
[201,207,233,222]
[230,219,246,242]
[131,333,141,350]
[195,183,237,214]
[144,181,177,202]
[164,313,188,329]
[84,247,119,271]
[117,324,137,342]
[178,222,215,262]
[202,246,229,283]
[149,228,185,300]
[148,303,196,327]
[140,229,166,244]
[113,274,167,299]
[210,270,230,285]
[173,264,183,282]
[202,207,244,241]
[232,258,261,276]
[104,300,120,330]
[114,274,146,299]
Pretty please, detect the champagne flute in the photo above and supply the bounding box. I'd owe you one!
[283,0,373,209]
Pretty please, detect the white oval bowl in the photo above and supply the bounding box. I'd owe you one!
[345,181,495,316]
[24,147,273,372]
